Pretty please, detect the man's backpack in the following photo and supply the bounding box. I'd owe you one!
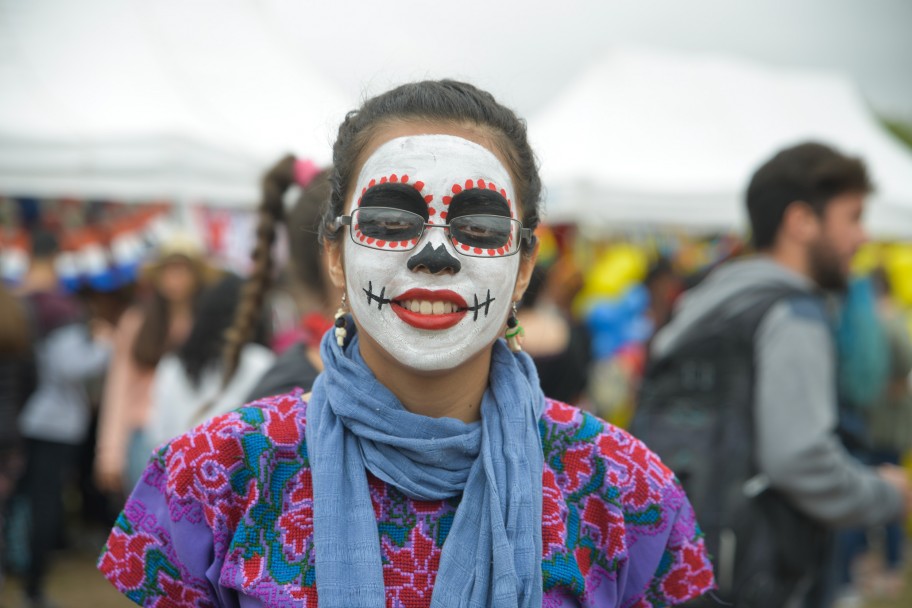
[632,288,829,607]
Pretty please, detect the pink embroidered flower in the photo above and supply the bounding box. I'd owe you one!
[381,527,439,607]
[661,545,715,601]
[541,469,567,552]
[264,406,301,446]
[289,468,314,505]
[575,546,593,577]
[168,429,242,499]
[242,554,264,589]
[99,529,157,591]
[547,401,577,424]
[620,468,662,510]
[561,445,594,493]
[278,505,314,558]
[581,497,625,563]
[153,576,212,608]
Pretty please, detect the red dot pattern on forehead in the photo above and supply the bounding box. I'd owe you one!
[357,174,423,207]
[443,180,512,212]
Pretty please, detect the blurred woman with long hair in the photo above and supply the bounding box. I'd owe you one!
[94,235,217,494]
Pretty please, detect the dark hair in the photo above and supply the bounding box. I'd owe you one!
[222,156,331,383]
[179,273,267,387]
[746,142,872,250]
[321,79,542,251]
[132,292,172,368]
[287,168,333,300]
[520,265,548,308]
[132,262,206,369]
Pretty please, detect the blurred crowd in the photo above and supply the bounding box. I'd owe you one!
[1,145,911,608]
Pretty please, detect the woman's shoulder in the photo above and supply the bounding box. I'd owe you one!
[155,389,309,502]
[538,400,714,604]
[540,399,676,493]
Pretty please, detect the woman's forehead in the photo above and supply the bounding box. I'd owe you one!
[357,135,512,185]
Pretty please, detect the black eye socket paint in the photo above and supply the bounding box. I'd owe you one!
[448,189,511,220]
[361,183,429,220]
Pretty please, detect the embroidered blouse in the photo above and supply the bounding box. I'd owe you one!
[99,389,714,607]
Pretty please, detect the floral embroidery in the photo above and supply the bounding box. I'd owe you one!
[100,390,714,607]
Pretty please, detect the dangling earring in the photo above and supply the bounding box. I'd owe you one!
[334,293,348,347]
[505,302,524,353]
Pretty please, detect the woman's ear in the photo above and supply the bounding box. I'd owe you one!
[324,239,346,289]
[511,241,540,303]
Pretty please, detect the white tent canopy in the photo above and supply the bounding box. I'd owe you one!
[0,0,351,207]
[529,47,912,238]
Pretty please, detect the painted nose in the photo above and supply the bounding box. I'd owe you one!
[407,242,462,274]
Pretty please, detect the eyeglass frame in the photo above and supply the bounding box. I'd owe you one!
[332,207,534,258]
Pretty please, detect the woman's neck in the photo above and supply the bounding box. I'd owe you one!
[357,331,491,423]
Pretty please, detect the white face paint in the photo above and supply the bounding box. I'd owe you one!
[342,134,522,371]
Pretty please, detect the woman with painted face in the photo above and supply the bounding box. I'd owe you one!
[99,80,714,607]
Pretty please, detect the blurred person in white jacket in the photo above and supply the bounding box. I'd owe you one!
[145,273,274,451]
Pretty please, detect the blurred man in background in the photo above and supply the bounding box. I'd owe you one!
[635,142,911,607]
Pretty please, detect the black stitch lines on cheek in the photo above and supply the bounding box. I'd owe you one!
[466,290,496,321]
[363,281,393,310]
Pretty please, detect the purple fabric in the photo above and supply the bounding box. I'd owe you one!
[99,391,715,607]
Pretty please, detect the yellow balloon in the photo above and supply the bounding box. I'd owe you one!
[885,245,912,306]
[583,245,648,298]
[851,243,882,275]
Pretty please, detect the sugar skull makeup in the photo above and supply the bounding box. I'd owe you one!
[339,134,527,371]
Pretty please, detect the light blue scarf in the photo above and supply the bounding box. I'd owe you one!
[305,326,545,607]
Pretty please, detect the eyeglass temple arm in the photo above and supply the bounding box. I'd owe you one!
[520,227,534,245]
[332,216,353,231]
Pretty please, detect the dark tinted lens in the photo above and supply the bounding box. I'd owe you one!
[355,208,423,241]
[450,215,513,248]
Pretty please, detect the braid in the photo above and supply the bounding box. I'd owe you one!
[221,155,295,386]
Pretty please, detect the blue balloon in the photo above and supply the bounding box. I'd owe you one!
[621,284,650,316]
[622,315,654,345]
[587,300,626,331]
[592,331,625,360]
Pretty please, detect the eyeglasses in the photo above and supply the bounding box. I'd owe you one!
[334,207,532,257]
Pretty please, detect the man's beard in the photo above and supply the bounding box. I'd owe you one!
[808,237,849,292]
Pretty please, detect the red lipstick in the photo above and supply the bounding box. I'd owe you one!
[392,289,467,330]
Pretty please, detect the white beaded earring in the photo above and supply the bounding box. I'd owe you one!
[333,293,348,347]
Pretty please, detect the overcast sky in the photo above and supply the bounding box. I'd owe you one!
[264,0,912,122]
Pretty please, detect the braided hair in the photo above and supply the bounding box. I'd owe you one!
[221,156,330,385]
